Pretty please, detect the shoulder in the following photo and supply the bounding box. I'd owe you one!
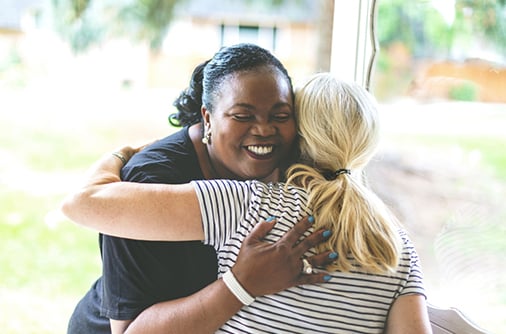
[396,229,419,260]
[397,229,425,278]
[195,180,304,200]
[397,229,417,251]
[237,181,307,198]
[122,127,201,182]
[191,180,308,217]
[192,179,257,199]
[132,128,193,161]
[395,229,427,297]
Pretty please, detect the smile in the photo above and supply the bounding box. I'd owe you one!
[246,145,274,156]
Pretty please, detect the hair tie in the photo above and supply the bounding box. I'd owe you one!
[322,168,351,181]
[335,169,351,176]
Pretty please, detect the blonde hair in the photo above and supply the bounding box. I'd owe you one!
[286,73,401,274]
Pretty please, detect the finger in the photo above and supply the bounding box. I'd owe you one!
[293,228,331,258]
[123,146,137,160]
[243,217,277,245]
[307,251,339,268]
[279,216,313,246]
[296,272,332,286]
[113,146,135,162]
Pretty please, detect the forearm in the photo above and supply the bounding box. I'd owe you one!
[61,148,202,241]
[125,278,242,334]
[61,150,124,228]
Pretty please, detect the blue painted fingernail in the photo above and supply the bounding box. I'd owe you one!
[266,216,276,222]
[329,252,338,259]
[322,230,332,238]
[324,275,332,282]
[308,215,315,224]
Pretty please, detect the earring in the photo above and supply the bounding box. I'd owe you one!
[202,131,211,145]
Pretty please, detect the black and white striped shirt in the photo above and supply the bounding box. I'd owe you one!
[192,179,426,334]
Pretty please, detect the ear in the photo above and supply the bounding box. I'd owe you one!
[202,106,211,128]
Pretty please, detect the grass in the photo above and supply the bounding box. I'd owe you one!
[0,88,175,333]
[0,182,102,333]
[0,128,107,333]
[0,190,99,289]
[1,94,505,333]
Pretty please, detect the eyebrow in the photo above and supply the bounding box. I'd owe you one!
[232,102,293,111]
[232,103,255,110]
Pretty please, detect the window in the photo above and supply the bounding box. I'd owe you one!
[220,24,277,51]
[331,1,506,332]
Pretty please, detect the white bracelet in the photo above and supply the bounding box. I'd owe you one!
[222,270,255,306]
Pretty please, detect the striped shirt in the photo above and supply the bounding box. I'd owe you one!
[192,179,426,334]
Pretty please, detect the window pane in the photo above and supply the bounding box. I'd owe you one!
[372,1,506,332]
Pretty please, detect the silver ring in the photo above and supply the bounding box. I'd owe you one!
[301,258,313,275]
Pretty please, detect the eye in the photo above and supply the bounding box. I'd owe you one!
[272,113,292,122]
[232,114,254,121]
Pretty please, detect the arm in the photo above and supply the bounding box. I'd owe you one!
[384,231,432,334]
[125,276,241,333]
[61,146,204,241]
[124,216,334,334]
[384,294,432,334]
[64,146,334,333]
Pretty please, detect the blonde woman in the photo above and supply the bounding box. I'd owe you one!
[62,73,431,333]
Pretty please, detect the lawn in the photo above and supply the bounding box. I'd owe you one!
[0,88,175,333]
[1,92,505,333]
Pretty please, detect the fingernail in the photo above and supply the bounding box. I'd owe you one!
[308,215,315,224]
[324,275,332,282]
[266,216,276,222]
[322,230,332,238]
[328,252,338,259]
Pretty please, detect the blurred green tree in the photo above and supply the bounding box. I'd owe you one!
[377,0,506,58]
[50,0,179,52]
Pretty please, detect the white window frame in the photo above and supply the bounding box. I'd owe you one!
[330,0,378,91]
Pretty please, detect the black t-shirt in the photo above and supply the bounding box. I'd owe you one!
[67,127,218,333]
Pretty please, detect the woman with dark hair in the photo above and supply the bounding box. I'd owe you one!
[67,44,331,333]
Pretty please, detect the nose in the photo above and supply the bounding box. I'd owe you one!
[251,120,277,137]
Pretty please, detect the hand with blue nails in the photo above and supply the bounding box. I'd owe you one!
[230,215,336,298]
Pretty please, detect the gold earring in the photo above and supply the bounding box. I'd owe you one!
[202,131,211,145]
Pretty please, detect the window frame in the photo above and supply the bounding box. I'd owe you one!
[330,0,378,91]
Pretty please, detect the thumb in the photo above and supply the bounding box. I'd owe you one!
[244,217,277,244]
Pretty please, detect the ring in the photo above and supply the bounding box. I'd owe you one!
[301,258,313,275]
[112,152,127,165]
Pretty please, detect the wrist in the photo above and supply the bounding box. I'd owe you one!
[222,270,255,306]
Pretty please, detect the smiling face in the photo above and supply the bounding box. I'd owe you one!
[203,67,296,182]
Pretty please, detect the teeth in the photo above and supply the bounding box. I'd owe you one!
[247,145,273,155]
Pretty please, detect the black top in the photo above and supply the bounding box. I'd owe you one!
[67,127,218,333]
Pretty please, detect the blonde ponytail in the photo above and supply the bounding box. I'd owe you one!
[287,74,401,274]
